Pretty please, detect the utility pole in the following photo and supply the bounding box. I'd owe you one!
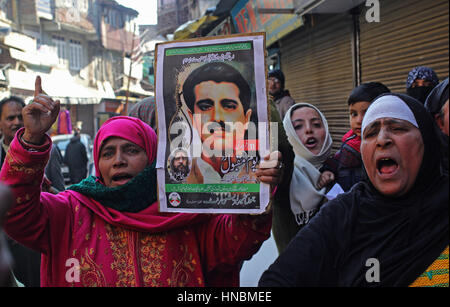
[124,22,137,115]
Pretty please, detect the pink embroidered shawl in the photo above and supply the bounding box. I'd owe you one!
[2,120,271,287]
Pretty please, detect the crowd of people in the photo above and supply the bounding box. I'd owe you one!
[0,90,90,286]
[0,63,448,287]
[261,66,448,287]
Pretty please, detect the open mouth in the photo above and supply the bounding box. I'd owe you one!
[304,137,317,148]
[111,173,133,183]
[377,158,399,175]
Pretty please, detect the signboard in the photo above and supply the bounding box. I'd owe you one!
[207,17,234,37]
[230,0,303,46]
[155,33,270,214]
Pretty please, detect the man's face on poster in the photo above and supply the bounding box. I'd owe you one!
[173,150,189,174]
[189,80,252,156]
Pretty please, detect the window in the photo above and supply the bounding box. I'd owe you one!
[103,7,109,23]
[125,15,135,32]
[118,12,124,28]
[69,39,82,70]
[109,10,116,28]
[52,35,67,65]
[1,0,18,23]
[78,0,88,13]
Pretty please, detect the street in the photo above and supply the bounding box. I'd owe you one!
[240,232,279,287]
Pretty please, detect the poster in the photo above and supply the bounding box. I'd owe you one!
[155,33,270,214]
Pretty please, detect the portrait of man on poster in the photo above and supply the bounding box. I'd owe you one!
[181,61,259,184]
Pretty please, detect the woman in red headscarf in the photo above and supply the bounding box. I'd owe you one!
[1,77,279,287]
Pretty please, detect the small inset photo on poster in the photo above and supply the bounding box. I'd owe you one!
[167,147,191,183]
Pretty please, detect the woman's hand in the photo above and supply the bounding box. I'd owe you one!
[22,76,60,145]
[317,170,335,189]
[256,151,283,186]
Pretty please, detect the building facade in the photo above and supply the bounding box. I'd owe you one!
[208,0,449,151]
[0,0,148,137]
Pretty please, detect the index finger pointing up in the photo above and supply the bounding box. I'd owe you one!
[34,76,47,97]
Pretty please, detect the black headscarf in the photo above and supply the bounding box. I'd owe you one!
[406,66,440,104]
[424,78,449,175]
[259,94,448,287]
[425,77,449,116]
[338,93,448,286]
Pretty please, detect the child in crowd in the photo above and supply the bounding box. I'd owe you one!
[321,82,390,192]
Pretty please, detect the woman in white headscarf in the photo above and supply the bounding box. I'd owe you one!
[260,94,448,287]
[283,103,334,226]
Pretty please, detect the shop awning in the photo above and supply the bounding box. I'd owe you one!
[230,0,304,46]
[0,19,11,36]
[7,68,115,104]
[117,75,154,97]
[174,15,219,40]
[142,36,166,53]
[117,82,154,97]
[297,0,366,14]
[115,96,141,103]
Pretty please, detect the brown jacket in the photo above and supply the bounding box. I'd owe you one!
[273,95,295,120]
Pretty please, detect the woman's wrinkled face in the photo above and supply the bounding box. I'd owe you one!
[291,107,326,155]
[361,117,424,197]
[98,137,149,187]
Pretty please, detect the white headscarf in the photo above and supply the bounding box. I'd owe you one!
[283,103,333,225]
[361,95,419,136]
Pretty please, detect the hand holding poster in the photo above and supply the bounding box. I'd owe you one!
[155,33,271,214]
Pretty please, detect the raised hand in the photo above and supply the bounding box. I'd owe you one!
[22,76,60,145]
[256,151,283,186]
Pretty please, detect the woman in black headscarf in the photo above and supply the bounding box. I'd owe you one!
[259,93,449,287]
[406,66,439,104]
[425,77,449,175]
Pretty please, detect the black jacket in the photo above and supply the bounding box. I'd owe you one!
[64,135,88,184]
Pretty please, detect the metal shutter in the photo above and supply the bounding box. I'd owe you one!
[280,14,355,152]
[359,0,449,92]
